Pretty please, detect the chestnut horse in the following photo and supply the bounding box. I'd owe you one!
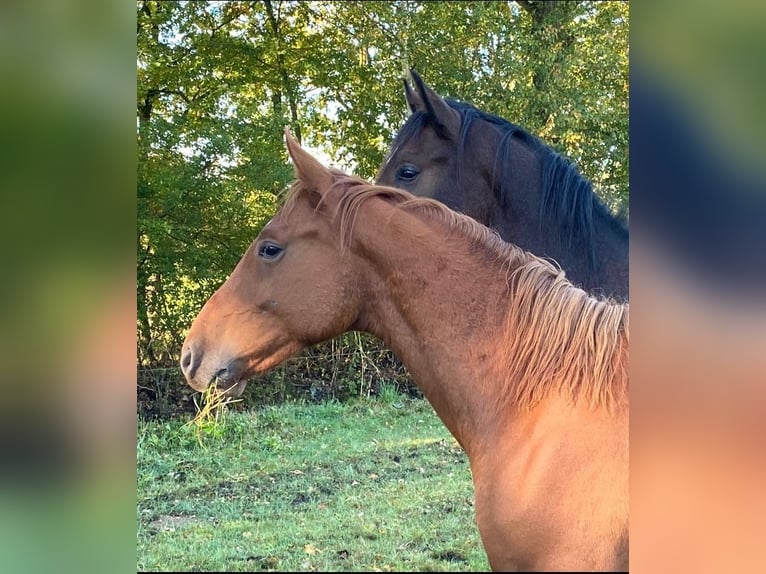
[181,130,629,571]
[377,70,629,301]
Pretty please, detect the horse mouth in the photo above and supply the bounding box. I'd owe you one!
[213,378,247,398]
[201,341,300,398]
[210,365,248,398]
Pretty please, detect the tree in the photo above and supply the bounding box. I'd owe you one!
[136,1,629,396]
[137,1,292,364]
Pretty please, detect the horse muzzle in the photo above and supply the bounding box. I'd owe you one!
[180,343,247,397]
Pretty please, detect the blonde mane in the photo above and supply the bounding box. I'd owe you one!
[284,170,629,409]
[500,261,628,410]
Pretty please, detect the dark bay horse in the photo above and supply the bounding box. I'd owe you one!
[377,70,629,301]
[181,130,629,571]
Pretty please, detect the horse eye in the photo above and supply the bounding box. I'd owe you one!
[397,164,419,182]
[258,242,283,260]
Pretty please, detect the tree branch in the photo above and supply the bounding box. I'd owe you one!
[515,0,533,15]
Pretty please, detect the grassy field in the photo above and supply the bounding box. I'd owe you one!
[137,391,489,572]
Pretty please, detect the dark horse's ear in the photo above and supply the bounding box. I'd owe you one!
[410,70,461,140]
[284,127,333,200]
[403,72,423,113]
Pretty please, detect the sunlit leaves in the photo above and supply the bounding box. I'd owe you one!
[136,0,628,365]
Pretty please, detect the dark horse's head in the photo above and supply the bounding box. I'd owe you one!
[377,70,628,300]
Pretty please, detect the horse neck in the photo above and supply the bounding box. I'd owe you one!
[467,122,629,300]
[349,205,510,454]
[531,202,629,300]
[584,212,629,300]
[498,263,629,412]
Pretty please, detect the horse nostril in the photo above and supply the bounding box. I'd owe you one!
[180,345,200,380]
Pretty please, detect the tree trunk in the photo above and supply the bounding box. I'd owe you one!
[516,0,578,138]
[263,0,302,143]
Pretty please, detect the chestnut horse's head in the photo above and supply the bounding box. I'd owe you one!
[180,131,362,397]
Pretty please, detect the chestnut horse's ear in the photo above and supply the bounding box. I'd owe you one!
[284,127,334,197]
[410,70,461,140]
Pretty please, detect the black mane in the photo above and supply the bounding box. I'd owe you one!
[384,99,628,272]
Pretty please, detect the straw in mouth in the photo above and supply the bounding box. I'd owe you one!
[186,382,243,446]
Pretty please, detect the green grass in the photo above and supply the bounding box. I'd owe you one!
[137,396,489,572]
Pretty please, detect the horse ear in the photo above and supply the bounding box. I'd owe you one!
[411,70,461,140]
[403,72,423,113]
[284,127,333,197]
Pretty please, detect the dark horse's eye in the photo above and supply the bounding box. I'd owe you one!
[257,241,283,260]
[396,164,420,182]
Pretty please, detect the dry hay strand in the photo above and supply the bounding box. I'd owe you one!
[185,384,242,446]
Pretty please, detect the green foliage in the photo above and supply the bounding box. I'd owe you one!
[378,382,404,407]
[136,1,629,390]
[137,0,295,365]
